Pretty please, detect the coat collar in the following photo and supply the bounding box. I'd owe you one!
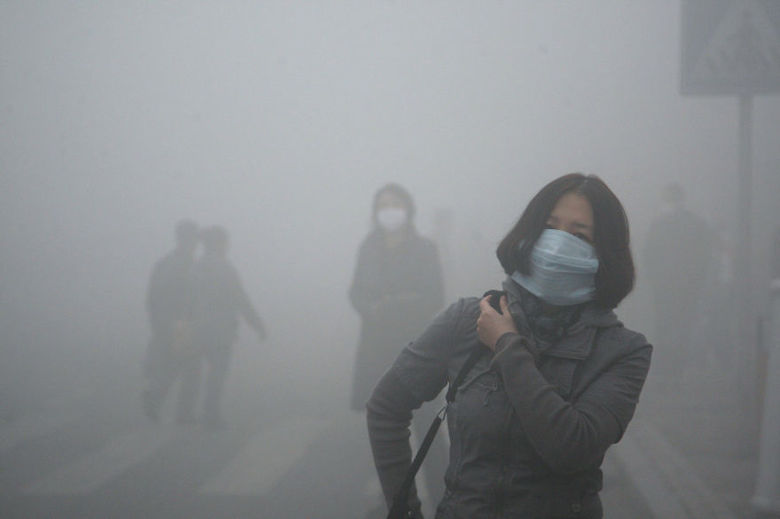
[502,278,619,360]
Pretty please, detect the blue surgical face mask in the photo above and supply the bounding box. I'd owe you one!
[511,228,599,306]
[376,207,407,231]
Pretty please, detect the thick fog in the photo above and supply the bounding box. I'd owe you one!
[1,2,779,518]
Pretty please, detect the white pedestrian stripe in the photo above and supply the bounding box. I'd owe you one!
[0,409,78,454]
[0,390,93,454]
[613,421,737,519]
[23,425,178,495]
[200,415,329,495]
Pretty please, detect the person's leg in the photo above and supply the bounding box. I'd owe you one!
[176,352,202,423]
[143,335,176,421]
[202,343,232,427]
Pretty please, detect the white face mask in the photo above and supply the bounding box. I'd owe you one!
[511,228,600,306]
[376,207,408,231]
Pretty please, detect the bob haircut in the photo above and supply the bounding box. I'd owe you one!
[201,225,230,253]
[372,183,416,227]
[175,219,199,246]
[496,173,635,309]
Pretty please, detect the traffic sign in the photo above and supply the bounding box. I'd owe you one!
[681,0,780,95]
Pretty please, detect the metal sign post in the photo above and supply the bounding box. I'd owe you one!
[752,280,780,515]
[681,1,780,514]
[736,93,756,428]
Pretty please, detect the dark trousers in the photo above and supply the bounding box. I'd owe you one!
[177,332,234,422]
[202,345,233,422]
[144,334,201,420]
[144,334,176,410]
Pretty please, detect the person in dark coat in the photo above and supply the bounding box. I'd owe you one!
[367,174,652,519]
[142,219,199,422]
[772,225,780,282]
[177,225,266,428]
[349,184,445,410]
[643,182,713,386]
[349,183,446,512]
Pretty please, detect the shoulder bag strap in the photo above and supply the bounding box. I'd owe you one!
[386,292,502,519]
[387,345,486,519]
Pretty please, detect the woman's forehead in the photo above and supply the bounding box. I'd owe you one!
[551,192,593,216]
[377,191,405,205]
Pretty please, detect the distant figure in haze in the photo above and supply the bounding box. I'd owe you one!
[142,219,200,423]
[643,182,713,385]
[177,225,266,429]
[772,226,780,282]
[348,183,446,512]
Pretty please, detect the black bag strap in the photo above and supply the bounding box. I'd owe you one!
[387,346,486,519]
[444,344,488,404]
[387,291,502,519]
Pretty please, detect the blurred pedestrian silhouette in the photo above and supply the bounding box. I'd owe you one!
[142,219,200,422]
[643,183,714,387]
[772,226,780,281]
[177,226,266,429]
[348,183,446,514]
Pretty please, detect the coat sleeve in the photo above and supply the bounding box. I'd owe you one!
[366,369,425,515]
[366,300,463,513]
[231,268,264,335]
[348,239,380,317]
[417,239,445,319]
[491,331,652,474]
[146,261,169,334]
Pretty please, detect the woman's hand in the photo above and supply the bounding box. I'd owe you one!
[477,295,518,351]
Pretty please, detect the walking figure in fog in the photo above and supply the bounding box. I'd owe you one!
[142,219,200,422]
[349,183,447,512]
[643,182,713,386]
[177,226,267,429]
[367,174,652,519]
[772,225,780,281]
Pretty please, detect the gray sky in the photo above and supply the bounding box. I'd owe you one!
[1,1,779,391]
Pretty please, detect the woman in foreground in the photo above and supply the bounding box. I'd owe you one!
[367,173,652,519]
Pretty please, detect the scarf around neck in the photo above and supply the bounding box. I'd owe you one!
[502,278,586,346]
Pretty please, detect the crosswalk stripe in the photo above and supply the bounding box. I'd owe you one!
[612,431,685,519]
[0,409,78,454]
[0,390,93,454]
[22,425,178,495]
[200,415,329,496]
[613,421,738,519]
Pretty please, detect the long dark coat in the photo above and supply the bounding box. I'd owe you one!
[349,230,444,411]
[144,248,195,377]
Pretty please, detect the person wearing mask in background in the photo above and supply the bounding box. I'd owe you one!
[643,182,713,389]
[367,174,652,519]
[177,225,266,429]
[349,183,446,514]
[142,219,199,422]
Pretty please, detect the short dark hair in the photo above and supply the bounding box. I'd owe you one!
[372,183,416,226]
[175,219,199,246]
[496,173,635,309]
[662,181,685,207]
[201,225,229,253]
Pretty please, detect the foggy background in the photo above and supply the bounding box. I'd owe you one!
[1,1,779,517]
